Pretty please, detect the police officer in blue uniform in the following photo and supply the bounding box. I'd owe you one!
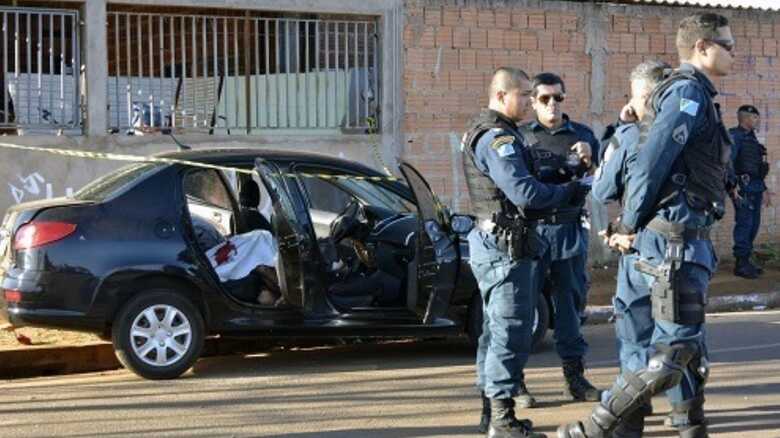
[464,67,589,438]
[729,105,772,279]
[516,73,602,406]
[558,13,735,438]
[592,60,669,438]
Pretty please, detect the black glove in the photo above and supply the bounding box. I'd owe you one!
[565,182,591,207]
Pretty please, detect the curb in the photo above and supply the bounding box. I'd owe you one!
[2,292,778,380]
[584,290,780,325]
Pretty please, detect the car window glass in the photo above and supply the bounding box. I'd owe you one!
[300,176,355,214]
[336,178,415,213]
[72,162,162,201]
[183,169,235,236]
[183,169,233,209]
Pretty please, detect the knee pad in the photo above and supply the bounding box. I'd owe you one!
[594,343,697,433]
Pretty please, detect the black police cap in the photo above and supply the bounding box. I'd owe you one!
[738,105,760,116]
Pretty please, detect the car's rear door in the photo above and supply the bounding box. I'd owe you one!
[398,162,458,324]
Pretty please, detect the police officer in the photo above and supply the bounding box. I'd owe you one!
[515,73,601,406]
[592,60,668,437]
[558,13,734,438]
[729,105,772,279]
[464,67,589,438]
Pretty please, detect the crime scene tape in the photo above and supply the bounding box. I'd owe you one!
[0,141,401,182]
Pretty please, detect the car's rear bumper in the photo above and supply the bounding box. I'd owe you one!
[1,267,103,332]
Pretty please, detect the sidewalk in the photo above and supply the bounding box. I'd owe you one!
[1,261,778,379]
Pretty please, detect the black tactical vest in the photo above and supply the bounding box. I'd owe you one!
[461,109,521,222]
[519,124,586,184]
[732,128,769,180]
[645,69,730,214]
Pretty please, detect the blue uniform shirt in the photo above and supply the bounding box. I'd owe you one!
[593,123,640,205]
[622,63,720,273]
[728,126,767,193]
[471,127,571,212]
[524,115,599,260]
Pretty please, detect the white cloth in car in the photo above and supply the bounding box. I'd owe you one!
[205,229,278,282]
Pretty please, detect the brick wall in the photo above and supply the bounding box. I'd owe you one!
[401,0,780,260]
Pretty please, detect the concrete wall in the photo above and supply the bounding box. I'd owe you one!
[402,0,780,261]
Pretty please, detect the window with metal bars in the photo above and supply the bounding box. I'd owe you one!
[0,6,81,133]
[106,9,380,135]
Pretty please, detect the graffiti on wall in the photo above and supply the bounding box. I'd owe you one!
[8,172,74,204]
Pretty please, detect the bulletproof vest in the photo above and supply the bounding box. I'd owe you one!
[461,109,521,221]
[519,124,584,184]
[732,129,769,180]
[645,70,730,214]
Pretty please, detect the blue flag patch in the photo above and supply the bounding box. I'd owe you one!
[680,98,699,117]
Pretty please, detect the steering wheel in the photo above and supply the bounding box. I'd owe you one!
[329,200,375,267]
[330,200,366,244]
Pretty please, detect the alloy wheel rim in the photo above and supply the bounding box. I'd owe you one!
[130,304,192,367]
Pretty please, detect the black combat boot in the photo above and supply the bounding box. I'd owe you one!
[747,257,764,275]
[734,257,759,279]
[562,358,601,402]
[666,396,708,438]
[612,401,652,438]
[479,391,491,433]
[517,372,537,409]
[488,398,545,438]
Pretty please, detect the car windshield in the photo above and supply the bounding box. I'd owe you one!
[335,178,415,212]
[72,162,163,202]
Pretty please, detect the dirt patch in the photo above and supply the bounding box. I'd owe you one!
[0,326,104,351]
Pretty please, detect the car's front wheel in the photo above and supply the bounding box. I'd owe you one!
[112,290,205,380]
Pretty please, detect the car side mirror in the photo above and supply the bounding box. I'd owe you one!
[450,214,475,235]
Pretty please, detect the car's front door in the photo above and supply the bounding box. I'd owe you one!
[398,162,458,324]
[254,159,308,309]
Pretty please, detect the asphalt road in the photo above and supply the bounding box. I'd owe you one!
[2,311,780,438]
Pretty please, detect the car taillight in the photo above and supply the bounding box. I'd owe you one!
[13,221,77,250]
[3,289,21,303]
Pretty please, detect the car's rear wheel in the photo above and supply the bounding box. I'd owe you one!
[112,290,205,380]
[467,292,550,352]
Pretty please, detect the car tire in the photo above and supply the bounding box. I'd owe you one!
[467,292,550,352]
[112,290,205,380]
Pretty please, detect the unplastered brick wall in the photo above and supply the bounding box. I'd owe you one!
[401,0,780,259]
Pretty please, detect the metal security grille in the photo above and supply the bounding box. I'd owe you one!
[0,7,81,131]
[107,12,379,134]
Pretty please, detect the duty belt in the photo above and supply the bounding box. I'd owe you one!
[646,217,711,241]
[523,208,582,225]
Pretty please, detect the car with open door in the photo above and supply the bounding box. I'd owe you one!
[0,148,553,379]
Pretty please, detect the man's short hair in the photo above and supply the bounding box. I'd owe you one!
[738,104,760,116]
[489,67,530,98]
[530,72,566,96]
[676,13,730,59]
[629,60,671,89]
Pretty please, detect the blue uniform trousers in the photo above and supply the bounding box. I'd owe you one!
[471,229,540,399]
[544,252,589,361]
[732,191,764,258]
[608,252,710,408]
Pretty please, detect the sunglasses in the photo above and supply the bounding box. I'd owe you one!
[536,94,565,105]
[708,38,735,53]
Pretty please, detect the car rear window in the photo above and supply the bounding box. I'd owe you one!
[72,162,163,202]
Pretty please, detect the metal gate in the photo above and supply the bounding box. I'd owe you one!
[0,7,81,131]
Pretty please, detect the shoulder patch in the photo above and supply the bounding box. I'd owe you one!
[679,98,699,117]
[672,124,689,145]
[491,135,516,157]
[490,135,515,150]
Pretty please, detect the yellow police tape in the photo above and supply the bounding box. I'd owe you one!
[0,141,401,182]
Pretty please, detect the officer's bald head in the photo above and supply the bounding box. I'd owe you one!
[488,67,531,122]
[489,67,530,100]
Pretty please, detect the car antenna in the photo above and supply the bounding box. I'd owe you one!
[163,129,191,151]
